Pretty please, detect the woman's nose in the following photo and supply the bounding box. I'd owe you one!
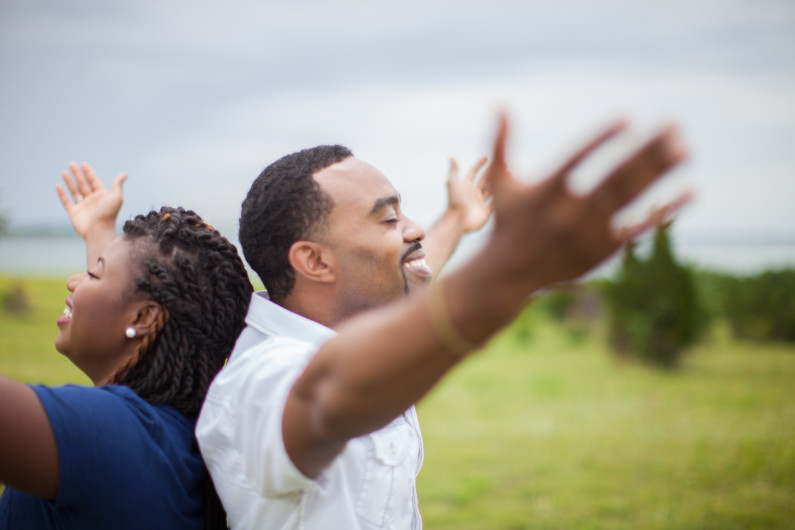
[65,272,86,293]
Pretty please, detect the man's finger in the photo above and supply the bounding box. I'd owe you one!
[448,157,459,181]
[592,125,687,214]
[485,112,509,186]
[614,189,693,242]
[467,156,488,183]
[550,121,629,187]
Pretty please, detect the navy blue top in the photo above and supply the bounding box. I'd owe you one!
[0,385,205,529]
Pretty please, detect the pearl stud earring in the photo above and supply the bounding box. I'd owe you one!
[125,327,137,339]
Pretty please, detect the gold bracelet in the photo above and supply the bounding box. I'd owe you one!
[428,277,477,357]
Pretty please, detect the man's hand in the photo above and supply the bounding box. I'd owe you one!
[446,155,492,233]
[56,162,127,239]
[486,114,691,294]
[423,156,493,276]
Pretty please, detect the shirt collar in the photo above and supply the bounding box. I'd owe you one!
[245,291,336,347]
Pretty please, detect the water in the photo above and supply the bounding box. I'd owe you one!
[440,233,795,278]
[0,235,88,276]
[2,234,795,278]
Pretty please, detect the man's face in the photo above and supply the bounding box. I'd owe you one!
[313,157,431,317]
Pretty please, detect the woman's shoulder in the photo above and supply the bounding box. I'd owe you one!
[32,384,202,483]
[32,384,195,440]
[23,385,205,529]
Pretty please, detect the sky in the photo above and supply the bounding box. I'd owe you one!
[1,0,794,272]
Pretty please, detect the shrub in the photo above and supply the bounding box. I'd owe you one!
[1,282,32,315]
[602,221,707,368]
[720,269,795,342]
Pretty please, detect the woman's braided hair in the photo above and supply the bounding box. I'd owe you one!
[109,207,252,529]
[110,206,252,415]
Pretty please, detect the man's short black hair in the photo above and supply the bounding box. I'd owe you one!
[239,145,353,302]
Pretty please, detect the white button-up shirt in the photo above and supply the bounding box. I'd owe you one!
[196,292,424,529]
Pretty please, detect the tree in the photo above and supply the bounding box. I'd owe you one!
[603,221,706,368]
[721,269,795,342]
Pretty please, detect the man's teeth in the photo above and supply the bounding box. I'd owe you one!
[63,306,72,319]
[404,258,428,268]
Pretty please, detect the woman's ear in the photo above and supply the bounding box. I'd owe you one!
[288,240,337,284]
[127,300,165,337]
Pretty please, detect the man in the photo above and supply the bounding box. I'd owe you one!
[196,114,689,529]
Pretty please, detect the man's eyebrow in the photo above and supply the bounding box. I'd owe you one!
[370,195,400,215]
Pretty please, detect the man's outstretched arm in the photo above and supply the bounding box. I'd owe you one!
[422,156,491,276]
[283,114,691,478]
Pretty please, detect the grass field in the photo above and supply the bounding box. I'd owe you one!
[0,276,89,386]
[2,276,794,528]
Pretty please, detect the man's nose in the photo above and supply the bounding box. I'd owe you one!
[402,215,425,243]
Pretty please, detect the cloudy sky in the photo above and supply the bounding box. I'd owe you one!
[1,0,794,270]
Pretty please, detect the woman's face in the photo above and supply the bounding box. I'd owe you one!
[55,236,145,383]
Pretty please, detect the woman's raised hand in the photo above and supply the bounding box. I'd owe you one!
[56,162,127,239]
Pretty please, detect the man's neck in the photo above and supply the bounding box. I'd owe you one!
[280,291,340,330]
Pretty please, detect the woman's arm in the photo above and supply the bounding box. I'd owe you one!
[0,377,58,498]
[1,161,129,498]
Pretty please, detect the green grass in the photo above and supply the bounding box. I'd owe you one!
[0,276,88,385]
[2,276,794,528]
[417,313,795,529]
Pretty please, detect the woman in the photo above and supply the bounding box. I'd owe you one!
[0,163,252,529]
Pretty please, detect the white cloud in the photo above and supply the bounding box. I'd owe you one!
[1,0,793,274]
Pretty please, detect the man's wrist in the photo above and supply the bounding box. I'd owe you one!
[437,207,467,236]
[442,241,541,345]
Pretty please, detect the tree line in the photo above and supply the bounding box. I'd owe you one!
[529,221,794,369]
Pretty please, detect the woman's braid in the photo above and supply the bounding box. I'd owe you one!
[111,309,170,390]
[110,206,253,416]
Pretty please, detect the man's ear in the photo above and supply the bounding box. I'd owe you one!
[288,240,337,284]
[127,300,165,337]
